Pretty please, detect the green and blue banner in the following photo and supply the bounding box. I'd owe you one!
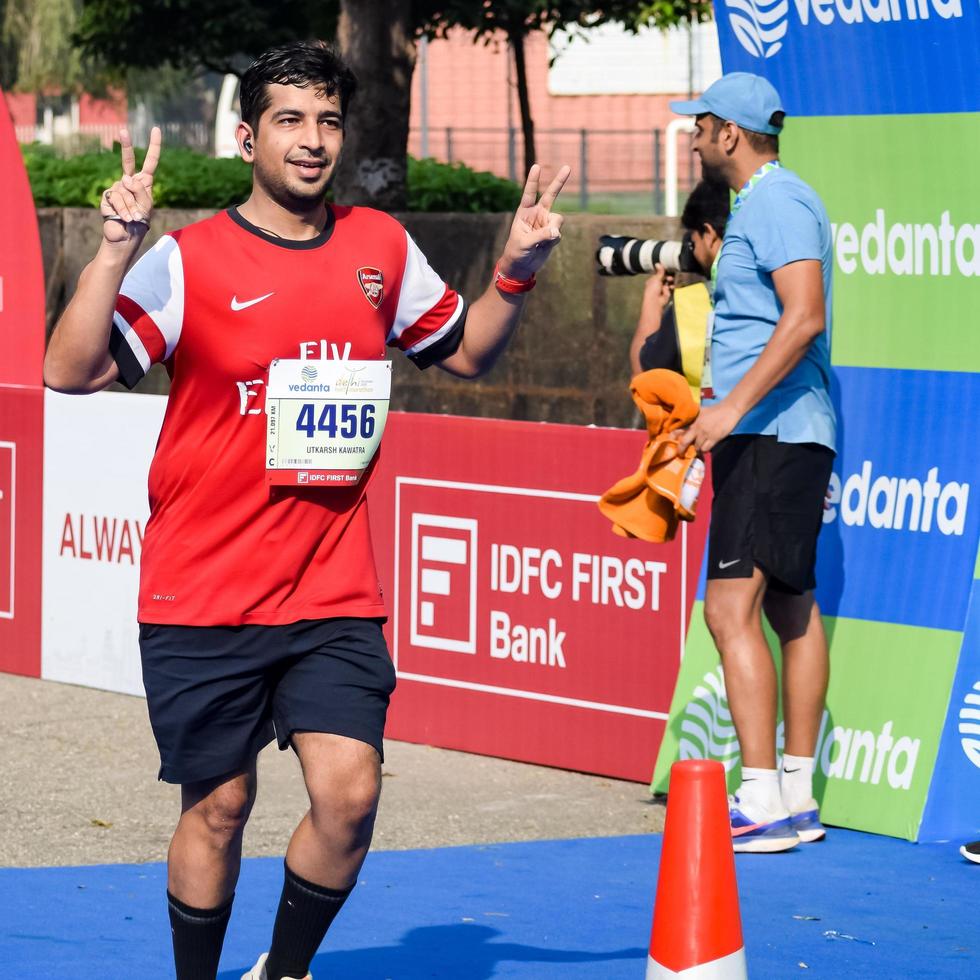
[653,1,979,840]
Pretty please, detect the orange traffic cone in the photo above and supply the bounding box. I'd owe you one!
[647,759,747,978]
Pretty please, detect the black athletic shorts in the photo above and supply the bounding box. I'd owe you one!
[707,435,835,595]
[139,617,396,785]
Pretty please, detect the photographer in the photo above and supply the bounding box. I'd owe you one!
[628,179,729,379]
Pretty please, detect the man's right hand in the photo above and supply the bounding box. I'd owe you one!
[100,126,162,245]
[641,263,673,315]
[636,262,674,333]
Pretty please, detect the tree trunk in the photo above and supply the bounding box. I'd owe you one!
[333,0,415,210]
[507,24,536,179]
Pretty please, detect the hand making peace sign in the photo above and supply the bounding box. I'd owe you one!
[100,126,162,244]
[499,164,571,281]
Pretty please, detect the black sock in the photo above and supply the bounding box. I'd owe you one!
[167,890,234,980]
[264,862,353,980]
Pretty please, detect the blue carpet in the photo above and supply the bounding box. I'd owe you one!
[0,831,976,978]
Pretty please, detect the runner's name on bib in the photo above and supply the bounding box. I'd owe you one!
[265,358,392,487]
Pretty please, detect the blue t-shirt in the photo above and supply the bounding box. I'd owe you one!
[708,167,837,451]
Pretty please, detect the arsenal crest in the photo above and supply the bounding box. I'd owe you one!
[357,267,384,309]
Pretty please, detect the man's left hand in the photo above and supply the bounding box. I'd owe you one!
[676,401,741,454]
[498,164,571,280]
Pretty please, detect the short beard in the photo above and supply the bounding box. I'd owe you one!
[253,157,334,213]
[700,158,725,185]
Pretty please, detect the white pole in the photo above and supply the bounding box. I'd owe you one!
[665,117,695,217]
[214,74,241,159]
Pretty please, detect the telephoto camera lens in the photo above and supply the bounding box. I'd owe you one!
[596,232,699,276]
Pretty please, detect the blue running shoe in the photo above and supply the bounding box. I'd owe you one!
[790,800,826,843]
[729,796,800,853]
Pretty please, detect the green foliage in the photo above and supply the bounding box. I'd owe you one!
[22,143,521,213]
[22,143,252,208]
[3,0,98,91]
[73,0,334,76]
[416,1,712,39]
[406,157,521,213]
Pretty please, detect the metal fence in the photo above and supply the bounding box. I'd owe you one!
[17,120,212,155]
[18,118,700,214]
[409,126,700,213]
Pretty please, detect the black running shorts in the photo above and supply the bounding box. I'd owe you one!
[139,617,396,785]
[707,435,835,595]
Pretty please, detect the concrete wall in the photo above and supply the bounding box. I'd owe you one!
[38,208,682,427]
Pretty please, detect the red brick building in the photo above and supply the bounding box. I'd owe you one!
[408,24,719,205]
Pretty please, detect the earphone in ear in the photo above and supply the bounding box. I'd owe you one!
[244,137,253,153]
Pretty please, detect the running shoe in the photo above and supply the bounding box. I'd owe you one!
[789,799,826,843]
[729,796,800,853]
[960,840,980,864]
[241,953,311,980]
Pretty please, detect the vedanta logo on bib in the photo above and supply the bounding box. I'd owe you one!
[725,0,965,59]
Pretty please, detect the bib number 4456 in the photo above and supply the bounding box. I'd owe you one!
[296,402,376,440]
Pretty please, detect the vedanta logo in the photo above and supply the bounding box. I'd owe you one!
[726,0,965,59]
[678,673,921,792]
[832,211,979,279]
[725,0,789,59]
[678,667,741,770]
[824,462,969,536]
[960,681,980,770]
[817,715,920,790]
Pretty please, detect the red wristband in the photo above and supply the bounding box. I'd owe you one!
[493,263,536,294]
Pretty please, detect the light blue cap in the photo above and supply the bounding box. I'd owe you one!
[670,72,785,135]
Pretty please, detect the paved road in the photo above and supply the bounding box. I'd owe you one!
[0,673,664,868]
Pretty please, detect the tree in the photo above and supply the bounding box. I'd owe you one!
[417,2,713,179]
[3,0,92,91]
[74,0,335,77]
[73,0,710,206]
[332,0,415,210]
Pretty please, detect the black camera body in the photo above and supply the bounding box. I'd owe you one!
[596,231,700,276]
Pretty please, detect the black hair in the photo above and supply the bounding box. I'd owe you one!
[706,112,782,155]
[742,111,784,154]
[239,40,358,131]
[681,178,730,237]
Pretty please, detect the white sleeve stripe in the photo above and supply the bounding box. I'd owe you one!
[161,238,184,358]
[403,295,465,356]
[119,234,184,359]
[387,229,451,346]
[112,311,152,374]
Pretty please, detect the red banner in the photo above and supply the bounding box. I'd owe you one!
[0,90,45,676]
[371,412,710,782]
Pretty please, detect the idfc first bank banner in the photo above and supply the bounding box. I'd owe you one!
[654,1,979,840]
[372,414,709,783]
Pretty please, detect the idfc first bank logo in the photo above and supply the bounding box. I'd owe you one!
[724,0,966,59]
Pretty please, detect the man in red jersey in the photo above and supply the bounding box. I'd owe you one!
[44,41,569,980]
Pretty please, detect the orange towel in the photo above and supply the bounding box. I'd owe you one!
[598,369,702,543]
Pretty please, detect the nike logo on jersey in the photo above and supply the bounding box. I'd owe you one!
[718,558,741,569]
[230,292,275,311]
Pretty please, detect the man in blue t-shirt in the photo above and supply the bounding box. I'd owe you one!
[672,74,837,853]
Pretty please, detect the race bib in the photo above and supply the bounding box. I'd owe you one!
[265,358,392,487]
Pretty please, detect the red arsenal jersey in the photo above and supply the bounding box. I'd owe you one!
[110,206,466,626]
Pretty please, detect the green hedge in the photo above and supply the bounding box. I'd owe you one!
[22,144,521,213]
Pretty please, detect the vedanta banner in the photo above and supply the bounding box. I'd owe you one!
[653,2,979,840]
